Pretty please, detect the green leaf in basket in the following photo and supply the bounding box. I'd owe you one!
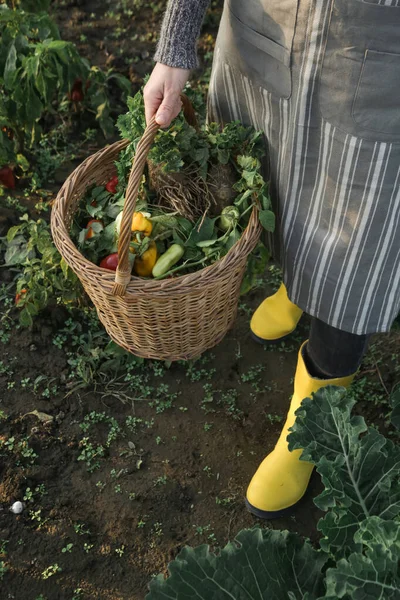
[91,186,106,199]
[196,238,218,248]
[105,202,123,219]
[78,229,87,247]
[186,216,217,247]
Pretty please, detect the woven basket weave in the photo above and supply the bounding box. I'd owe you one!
[51,109,261,361]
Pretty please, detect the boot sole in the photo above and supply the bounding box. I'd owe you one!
[244,495,304,520]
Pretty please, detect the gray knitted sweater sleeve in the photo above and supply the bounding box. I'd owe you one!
[154,0,211,69]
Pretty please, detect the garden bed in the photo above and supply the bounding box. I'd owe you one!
[0,1,399,598]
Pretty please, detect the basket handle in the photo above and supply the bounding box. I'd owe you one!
[112,94,198,296]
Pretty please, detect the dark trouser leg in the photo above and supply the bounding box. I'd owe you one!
[304,317,371,379]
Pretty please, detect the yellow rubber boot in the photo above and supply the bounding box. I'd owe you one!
[245,341,355,518]
[250,283,303,343]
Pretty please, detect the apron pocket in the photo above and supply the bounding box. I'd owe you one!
[319,0,400,142]
[217,0,298,99]
[352,50,400,135]
[229,9,290,67]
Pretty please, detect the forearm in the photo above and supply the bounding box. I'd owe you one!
[154,0,211,70]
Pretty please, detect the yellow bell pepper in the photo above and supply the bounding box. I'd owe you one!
[131,211,152,236]
[133,241,157,277]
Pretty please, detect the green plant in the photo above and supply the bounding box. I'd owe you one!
[77,437,105,473]
[2,213,83,325]
[1,3,88,153]
[0,434,38,466]
[41,563,61,579]
[57,310,144,388]
[83,66,131,138]
[0,2,131,164]
[0,560,8,580]
[73,523,90,536]
[146,386,400,599]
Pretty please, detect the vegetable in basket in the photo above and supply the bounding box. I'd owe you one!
[218,206,240,232]
[99,253,119,271]
[132,240,158,277]
[131,211,153,236]
[152,244,185,278]
[115,211,152,236]
[105,175,118,194]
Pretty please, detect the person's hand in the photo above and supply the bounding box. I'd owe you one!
[143,63,190,127]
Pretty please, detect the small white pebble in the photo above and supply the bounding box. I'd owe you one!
[10,501,24,514]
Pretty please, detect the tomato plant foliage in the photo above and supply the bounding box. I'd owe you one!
[3,213,82,326]
[0,2,131,166]
[146,387,400,600]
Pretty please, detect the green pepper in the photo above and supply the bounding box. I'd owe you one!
[218,206,240,232]
[152,244,185,278]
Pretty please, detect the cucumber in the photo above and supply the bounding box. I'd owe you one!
[152,244,185,277]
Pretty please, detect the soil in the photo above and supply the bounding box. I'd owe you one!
[0,1,399,599]
[1,280,398,599]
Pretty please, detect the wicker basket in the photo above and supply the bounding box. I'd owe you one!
[51,111,261,361]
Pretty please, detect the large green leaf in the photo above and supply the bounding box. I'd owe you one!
[146,528,327,600]
[288,387,400,558]
[325,517,400,599]
[259,209,275,232]
[4,235,35,265]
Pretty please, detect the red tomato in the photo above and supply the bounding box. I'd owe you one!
[0,166,15,189]
[105,175,118,194]
[99,253,119,271]
[85,219,104,240]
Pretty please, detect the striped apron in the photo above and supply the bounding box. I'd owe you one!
[208,0,400,334]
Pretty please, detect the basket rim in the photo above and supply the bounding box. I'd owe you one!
[51,139,262,295]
